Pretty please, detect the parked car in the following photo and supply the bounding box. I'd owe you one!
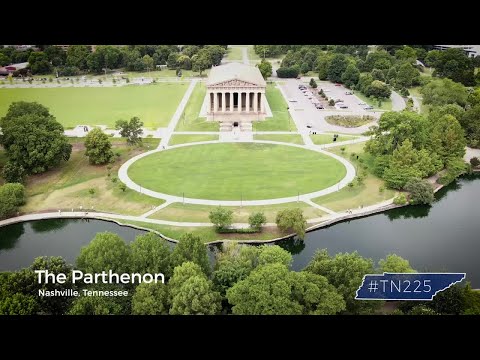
[334,99,343,103]
[337,103,348,109]
[345,91,353,95]
[363,105,374,110]
[335,83,342,86]
[315,104,324,109]
[306,125,312,128]
[358,102,366,106]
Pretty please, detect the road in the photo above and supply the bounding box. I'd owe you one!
[391,90,406,111]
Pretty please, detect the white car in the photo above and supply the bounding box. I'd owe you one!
[345,91,353,95]
[288,98,297,102]
[358,102,366,106]
[363,105,374,110]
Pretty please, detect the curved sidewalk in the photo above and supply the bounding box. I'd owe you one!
[118,140,356,206]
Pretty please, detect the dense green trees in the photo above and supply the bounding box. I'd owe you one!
[421,78,469,107]
[0,102,72,175]
[404,179,435,205]
[378,254,415,273]
[115,116,144,145]
[170,233,211,275]
[28,52,52,74]
[460,105,480,148]
[425,48,475,86]
[130,233,172,278]
[0,183,25,218]
[132,282,169,315]
[327,54,349,83]
[305,250,380,314]
[76,232,132,274]
[341,63,360,88]
[84,128,114,165]
[257,59,272,80]
[276,208,307,239]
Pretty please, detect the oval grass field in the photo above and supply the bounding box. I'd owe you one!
[127,143,346,200]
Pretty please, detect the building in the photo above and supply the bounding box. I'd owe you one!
[433,45,479,58]
[206,62,268,130]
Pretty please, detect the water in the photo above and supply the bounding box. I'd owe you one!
[0,175,479,286]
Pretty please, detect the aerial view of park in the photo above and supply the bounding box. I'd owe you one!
[0,44,479,316]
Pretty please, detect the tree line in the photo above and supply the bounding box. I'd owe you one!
[2,230,478,315]
[1,45,227,77]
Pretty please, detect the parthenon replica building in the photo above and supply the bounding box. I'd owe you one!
[205,63,268,130]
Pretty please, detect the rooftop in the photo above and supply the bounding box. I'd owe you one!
[207,62,266,86]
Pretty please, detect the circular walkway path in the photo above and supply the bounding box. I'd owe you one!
[118,140,356,206]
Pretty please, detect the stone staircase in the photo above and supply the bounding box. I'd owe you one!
[220,121,233,132]
[240,122,252,131]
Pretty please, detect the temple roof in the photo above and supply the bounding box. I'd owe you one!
[206,62,266,86]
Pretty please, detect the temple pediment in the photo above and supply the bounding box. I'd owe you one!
[209,79,261,88]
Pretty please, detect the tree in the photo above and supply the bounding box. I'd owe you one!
[395,46,417,63]
[276,208,307,239]
[76,232,131,274]
[258,245,292,268]
[0,52,10,66]
[130,232,172,278]
[176,55,191,70]
[2,162,26,183]
[378,254,415,273]
[428,48,475,86]
[182,45,199,58]
[0,183,25,218]
[304,249,380,314]
[470,157,480,167]
[427,114,466,166]
[170,233,211,275]
[404,178,435,205]
[28,52,52,74]
[383,139,436,189]
[226,263,345,315]
[371,68,386,82]
[364,50,393,72]
[341,63,360,88]
[429,284,466,314]
[168,261,221,315]
[212,259,252,298]
[68,285,127,315]
[276,66,300,78]
[248,211,266,230]
[421,78,468,107]
[66,45,90,70]
[209,207,233,230]
[365,80,391,99]
[115,116,144,145]
[463,283,480,314]
[132,282,169,315]
[0,102,72,174]
[84,128,114,165]
[0,293,38,315]
[316,52,334,80]
[396,62,420,88]
[460,105,480,147]
[86,51,103,73]
[257,59,272,79]
[142,54,154,72]
[191,53,210,75]
[327,53,348,83]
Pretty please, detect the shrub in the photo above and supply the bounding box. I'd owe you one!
[347,182,355,189]
[275,208,307,239]
[111,177,118,183]
[470,157,480,167]
[329,99,335,106]
[88,188,95,195]
[2,162,26,183]
[379,185,385,193]
[84,128,114,165]
[248,212,267,230]
[340,146,346,153]
[118,183,127,192]
[0,183,25,218]
[276,66,300,78]
[209,207,233,230]
[393,193,408,205]
[404,178,434,205]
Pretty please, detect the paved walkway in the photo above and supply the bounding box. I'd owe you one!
[158,79,198,149]
[118,139,356,206]
[241,47,249,65]
[139,201,172,218]
[465,147,480,162]
[391,90,406,111]
[303,199,338,215]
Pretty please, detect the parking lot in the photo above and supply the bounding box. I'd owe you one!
[280,79,380,135]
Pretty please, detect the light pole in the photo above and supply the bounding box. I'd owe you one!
[287,106,291,132]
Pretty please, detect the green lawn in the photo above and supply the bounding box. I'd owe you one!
[354,91,392,111]
[0,83,188,129]
[253,134,304,144]
[17,138,164,216]
[169,134,218,146]
[175,82,219,131]
[310,134,359,145]
[128,142,346,200]
[409,86,429,114]
[149,201,326,223]
[312,142,395,212]
[226,47,243,61]
[253,84,295,131]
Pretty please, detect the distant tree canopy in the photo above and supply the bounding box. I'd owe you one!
[425,48,475,86]
[0,102,72,175]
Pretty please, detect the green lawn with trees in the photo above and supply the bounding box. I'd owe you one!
[0,83,188,128]
[128,142,346,200]
[253,84,294,131]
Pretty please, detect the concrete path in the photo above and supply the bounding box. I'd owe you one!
[465,147,480,162]
[139,201,172,218]
[303,199,337,215]
[411,95,422,113]
[391,90,406,111]
[158,79,198,149]
[118,139,356,206]
[241,47,249,65]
